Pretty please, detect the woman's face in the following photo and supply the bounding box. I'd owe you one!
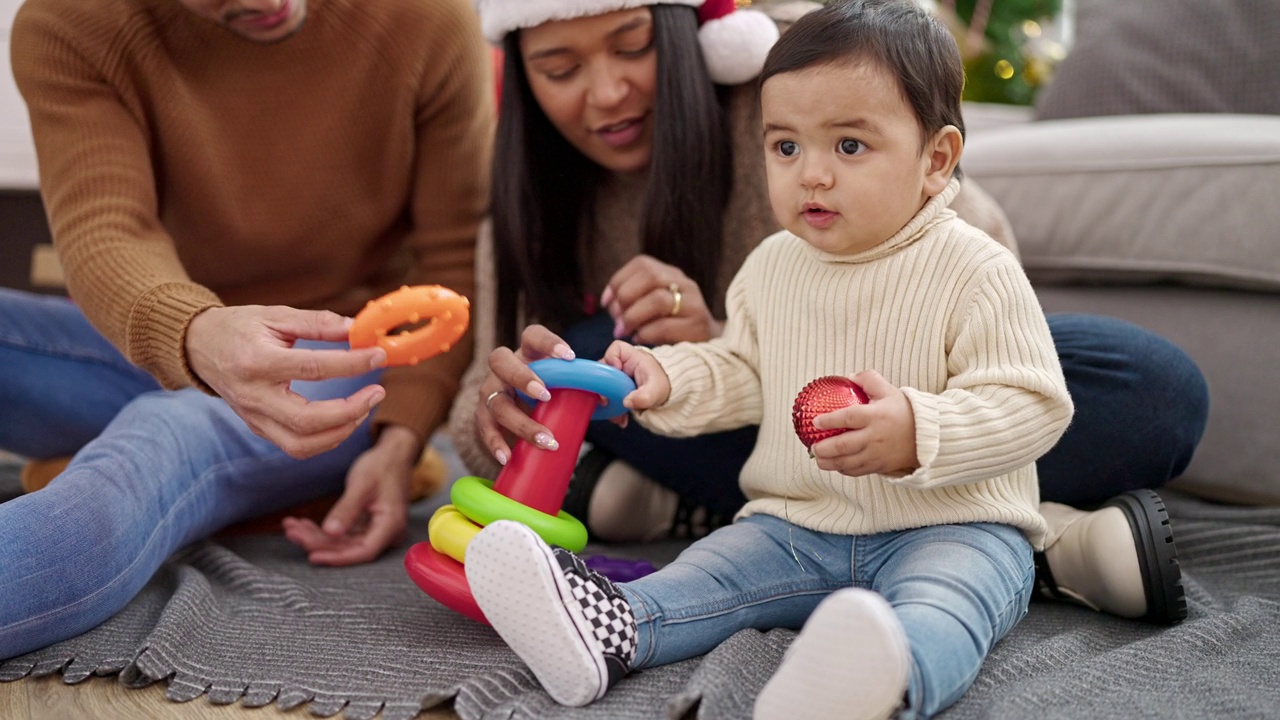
[519,8,658,174]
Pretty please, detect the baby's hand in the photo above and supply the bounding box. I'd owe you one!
[810,370,918,477]
[603,341,671,412]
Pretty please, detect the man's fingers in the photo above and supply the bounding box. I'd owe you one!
[268,345,386,383]
[282,517,335,552]
[320,485,372,536]
[275,385,383,436]
[308,511,403,566]
[248,392,373,459]
[354,508,406,560]
[268,307,358,343]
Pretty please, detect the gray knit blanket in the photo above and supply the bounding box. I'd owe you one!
[2,467,1278,719]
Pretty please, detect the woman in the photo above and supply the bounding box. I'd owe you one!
[449,0,1207,624]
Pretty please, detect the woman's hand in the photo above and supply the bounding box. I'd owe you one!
[600,255,723,345]
[475,324,576,466]
[281,424,419,565]
[187,305,388,459]
[809,371,919,477]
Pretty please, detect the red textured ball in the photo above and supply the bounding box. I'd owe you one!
[792,376,870,450]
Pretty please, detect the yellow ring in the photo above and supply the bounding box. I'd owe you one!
[668,283,683,317]
[428,504,483,564]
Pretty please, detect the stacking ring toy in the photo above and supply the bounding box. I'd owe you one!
[405,355,636,625]
[516,358,634,420]
[452,476,588,551]
[349,285,470,366]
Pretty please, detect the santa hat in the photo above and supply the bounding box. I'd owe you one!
[473,0,780,85]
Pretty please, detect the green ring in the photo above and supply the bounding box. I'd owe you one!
[451,476,588,552]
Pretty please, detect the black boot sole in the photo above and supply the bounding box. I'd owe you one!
[1106,489,1186,624]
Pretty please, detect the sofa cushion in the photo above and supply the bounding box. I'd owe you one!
[1036,0,1280,119]
[1034,285,1280,506]
[962,114,1280,292]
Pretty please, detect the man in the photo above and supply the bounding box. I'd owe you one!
[0,0,490,659]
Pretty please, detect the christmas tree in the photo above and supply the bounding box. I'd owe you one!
[934,0,1066,105]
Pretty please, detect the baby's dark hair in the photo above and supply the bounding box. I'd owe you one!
[761,0,966,149]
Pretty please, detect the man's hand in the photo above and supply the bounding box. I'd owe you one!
[809,370,919,477]
[281,424,419,565]
[186,305,388,459]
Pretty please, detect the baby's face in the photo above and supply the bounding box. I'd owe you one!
[761,60,935,256]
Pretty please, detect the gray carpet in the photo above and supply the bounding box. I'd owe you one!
[2,481,1278,719]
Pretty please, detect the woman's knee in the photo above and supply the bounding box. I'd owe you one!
[1048,313,1209,476]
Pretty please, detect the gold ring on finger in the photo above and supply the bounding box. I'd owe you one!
[668,283,683,317]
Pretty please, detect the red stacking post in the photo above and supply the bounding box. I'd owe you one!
[491,388,598,515]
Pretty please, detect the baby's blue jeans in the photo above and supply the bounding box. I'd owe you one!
[621,514,1034,719]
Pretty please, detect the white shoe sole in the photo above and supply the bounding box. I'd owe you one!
[466,520,607,706]
[754,589,910,720]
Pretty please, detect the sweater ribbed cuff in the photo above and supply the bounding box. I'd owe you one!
[896,387,941,487]
[127,283,223,392]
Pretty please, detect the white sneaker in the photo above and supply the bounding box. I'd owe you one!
[466,520,637,706]
[755,589,910,720]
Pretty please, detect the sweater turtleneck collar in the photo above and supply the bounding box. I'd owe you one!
[810,177,962,265]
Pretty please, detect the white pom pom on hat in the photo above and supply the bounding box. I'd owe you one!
[473,0,780,86]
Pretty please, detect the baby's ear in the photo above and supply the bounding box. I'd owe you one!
[923,125,962,196]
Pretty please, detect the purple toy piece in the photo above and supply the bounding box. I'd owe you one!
[584,555,658,583]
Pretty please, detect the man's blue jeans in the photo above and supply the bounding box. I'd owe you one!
[0,289,380,659]
[621,514,1034,719]
[565,311,1210,513]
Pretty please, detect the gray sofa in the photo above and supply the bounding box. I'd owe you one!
[962,0,1280,507]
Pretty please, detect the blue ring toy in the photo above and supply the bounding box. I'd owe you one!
[516,358,635,421]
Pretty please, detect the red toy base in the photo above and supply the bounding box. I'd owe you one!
[404,541,487,624]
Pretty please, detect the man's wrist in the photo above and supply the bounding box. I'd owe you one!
[375,423,424,465]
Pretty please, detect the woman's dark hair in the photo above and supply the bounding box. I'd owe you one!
[491,4,732,347]
[760,0,966,149]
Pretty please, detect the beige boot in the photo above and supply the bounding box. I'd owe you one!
[410,445,449,502]
[1037,489,1185,624]
[565,448,732,543]
[19,456,72,493]
[586,458,680,543]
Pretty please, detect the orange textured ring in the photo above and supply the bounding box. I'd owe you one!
[348,285,471,366]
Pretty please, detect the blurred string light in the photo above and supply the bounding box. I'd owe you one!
[926,0,1068,105]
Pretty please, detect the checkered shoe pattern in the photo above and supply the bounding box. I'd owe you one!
[553,547,637,682]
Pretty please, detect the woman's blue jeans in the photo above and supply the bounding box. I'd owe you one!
[565,311,1210,513]
[0,289,380,659]
[620,515,1034,719]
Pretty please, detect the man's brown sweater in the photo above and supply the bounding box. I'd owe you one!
[11,0,493,441]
